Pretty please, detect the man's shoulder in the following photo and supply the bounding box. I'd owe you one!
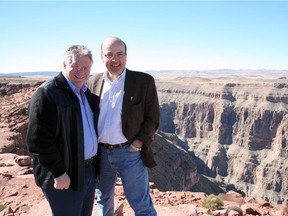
[41,72,66,90]
[35,76,55,94]
[37,73,68,97]
[127,69,154,80]
[89,73,103,82]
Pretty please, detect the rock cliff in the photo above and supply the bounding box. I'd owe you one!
[153,71,288,203]
[1,71,288,215]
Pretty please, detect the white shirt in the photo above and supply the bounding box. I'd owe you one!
[98,69,128,144]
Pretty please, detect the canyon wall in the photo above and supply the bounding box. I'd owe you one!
[1,71,287,205]
[152,72,288,203]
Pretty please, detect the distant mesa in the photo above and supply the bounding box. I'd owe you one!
[1,69,288,78]
[0,71,59,77]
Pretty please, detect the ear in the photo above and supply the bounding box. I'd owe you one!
[63,62,67,69]
[100,53,105,63]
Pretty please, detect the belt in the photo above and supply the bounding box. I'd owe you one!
[84,158,94,166]
[100,142,130,150]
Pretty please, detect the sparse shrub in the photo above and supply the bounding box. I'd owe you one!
[202,194,224,213]
[0,163,13,167]
[19,107,27,115]
[0,203,6,212]
[14,135,22,148]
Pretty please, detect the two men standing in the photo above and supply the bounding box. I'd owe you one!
[27,36,160,216]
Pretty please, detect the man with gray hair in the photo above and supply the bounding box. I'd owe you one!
[27,45,99,216]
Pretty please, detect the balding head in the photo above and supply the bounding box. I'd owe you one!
[101,36,127,53]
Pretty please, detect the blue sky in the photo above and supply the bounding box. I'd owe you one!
[1,1,288,73]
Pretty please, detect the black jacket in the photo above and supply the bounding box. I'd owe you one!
[27,72,99,191]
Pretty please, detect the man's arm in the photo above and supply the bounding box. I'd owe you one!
[135,76,160,147]
[27,87,67,179]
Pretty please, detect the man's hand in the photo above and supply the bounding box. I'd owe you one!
[54,173,71,190]
[132,139,143,148]
[128,139,143,152]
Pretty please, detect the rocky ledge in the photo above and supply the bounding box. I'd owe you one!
[1,153,287,216]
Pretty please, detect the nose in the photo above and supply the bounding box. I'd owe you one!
[111,57,118,62]
[77,66,85,73]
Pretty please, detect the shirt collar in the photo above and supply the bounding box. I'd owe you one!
[62,71,87,93]
[104,68,126,84]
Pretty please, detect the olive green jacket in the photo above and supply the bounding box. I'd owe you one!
[88,69,160,168]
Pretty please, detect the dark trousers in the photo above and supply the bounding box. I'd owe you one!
[42,164,96,216]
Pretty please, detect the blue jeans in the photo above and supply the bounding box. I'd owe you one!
[96,144,157,216]
[42,164,96,216]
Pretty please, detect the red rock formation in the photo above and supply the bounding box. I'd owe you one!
[155,74,288,203]
[1,73,288,215]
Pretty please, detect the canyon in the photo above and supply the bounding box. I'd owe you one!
[0,70,288,215]
[151,70,288,203]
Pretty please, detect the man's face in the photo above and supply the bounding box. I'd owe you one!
[64,55,92,89]
[101,40,127,76]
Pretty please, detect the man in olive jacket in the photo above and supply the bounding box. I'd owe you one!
[88,36,160,216]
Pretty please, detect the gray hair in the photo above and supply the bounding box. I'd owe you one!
[63,45,93,65]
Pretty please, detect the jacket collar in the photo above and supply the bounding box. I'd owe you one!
[54,72,70,90]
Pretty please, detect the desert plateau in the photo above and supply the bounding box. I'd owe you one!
[0,69,288,216]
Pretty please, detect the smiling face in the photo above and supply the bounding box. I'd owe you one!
[101,37,127,80]
[63,54,92,89]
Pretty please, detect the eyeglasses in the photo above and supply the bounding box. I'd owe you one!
[102,52,126,59]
